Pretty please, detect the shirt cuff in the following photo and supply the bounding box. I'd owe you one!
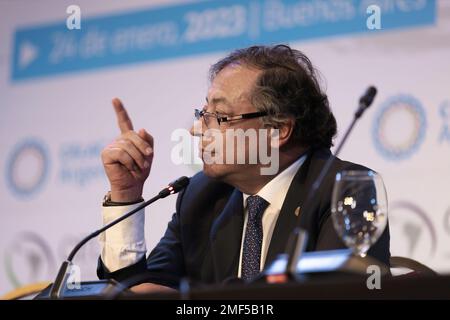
[100,202,147,272]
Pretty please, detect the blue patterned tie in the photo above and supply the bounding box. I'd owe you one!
[241,195,269,281]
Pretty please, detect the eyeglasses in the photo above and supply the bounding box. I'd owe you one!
[194,109,267,128]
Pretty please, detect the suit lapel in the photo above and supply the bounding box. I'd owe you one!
[210,189,244,282]
[208,148,333,279]
[265,148,332,267]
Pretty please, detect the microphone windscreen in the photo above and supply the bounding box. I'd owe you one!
[159,176,190,198]
[359,86,377,107]
[171,176,190,192]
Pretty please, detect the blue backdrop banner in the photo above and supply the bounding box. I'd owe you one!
[12,0,436,81]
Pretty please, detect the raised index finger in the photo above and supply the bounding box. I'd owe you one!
[112,97,134,133]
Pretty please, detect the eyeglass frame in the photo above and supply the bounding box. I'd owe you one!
[194,108,268,128]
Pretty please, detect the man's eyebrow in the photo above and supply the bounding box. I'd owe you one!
[205,96,231,107]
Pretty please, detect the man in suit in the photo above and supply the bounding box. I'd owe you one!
[98,44,390,292]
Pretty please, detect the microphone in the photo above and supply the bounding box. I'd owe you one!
[158,176,190,198]
[265,86,378,282]
[48,176,190,299]
[356,86,377,119]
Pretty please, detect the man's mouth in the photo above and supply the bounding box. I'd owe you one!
[199,149,218,161]
[199,149,215,155]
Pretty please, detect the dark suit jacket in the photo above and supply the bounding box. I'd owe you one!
[97,148,390,288]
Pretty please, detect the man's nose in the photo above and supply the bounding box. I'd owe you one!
[190,120,203,137]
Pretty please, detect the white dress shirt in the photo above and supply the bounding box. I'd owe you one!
[238,155,306,276]
[100,202,147,272]
[100,155,306,274]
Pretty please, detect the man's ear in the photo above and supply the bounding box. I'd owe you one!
[273,118,295,148]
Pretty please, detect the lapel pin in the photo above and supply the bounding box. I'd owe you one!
[294,206,301,217]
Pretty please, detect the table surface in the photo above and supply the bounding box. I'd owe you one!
[123,274,450,300]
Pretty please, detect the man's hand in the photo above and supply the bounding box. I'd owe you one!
[101,98,154,202]
[130,283,177,295]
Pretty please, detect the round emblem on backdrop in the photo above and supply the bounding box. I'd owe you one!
[4,232,55,288]
[372,94,426,160]
[388,201,437,262]
[6,138,50,198]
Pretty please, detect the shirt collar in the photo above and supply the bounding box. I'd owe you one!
[243,154,307,211]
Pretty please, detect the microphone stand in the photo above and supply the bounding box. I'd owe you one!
[270,87,378,280]
[49,177,189,299]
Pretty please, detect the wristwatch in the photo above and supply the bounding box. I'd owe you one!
[102,191,144,206]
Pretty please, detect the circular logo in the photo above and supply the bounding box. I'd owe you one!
[372,94,426,160]
[6,138,50,198]
[4,232,55,288]
[444,207,450,235]
[388,201,437,262]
